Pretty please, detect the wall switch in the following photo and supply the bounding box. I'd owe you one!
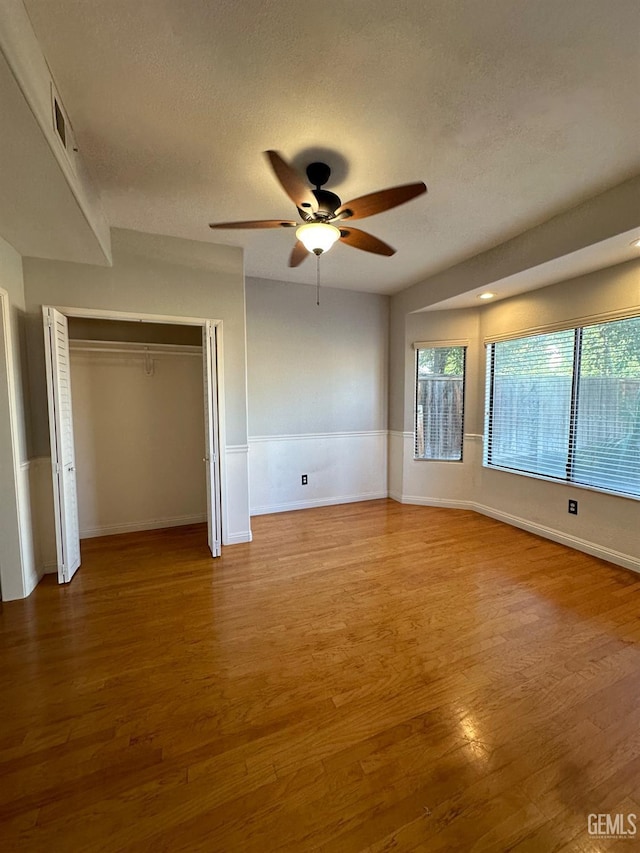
[301,474,308,485]
[568,499,578,515]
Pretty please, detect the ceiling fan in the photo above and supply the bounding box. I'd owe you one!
[209,151,427,267]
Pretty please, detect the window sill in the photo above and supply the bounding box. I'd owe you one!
[413,456,464,463]
[483,462,640,503]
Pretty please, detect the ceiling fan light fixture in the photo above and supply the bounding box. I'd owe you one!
[296,222,341,256]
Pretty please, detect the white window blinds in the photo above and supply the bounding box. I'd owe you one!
[572,317,640,497]
[415,345,466,461]
[485,316,640,499]
[485,329,575,479]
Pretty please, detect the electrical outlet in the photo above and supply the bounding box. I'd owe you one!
[568,499,578,515]
[301,474,308,485]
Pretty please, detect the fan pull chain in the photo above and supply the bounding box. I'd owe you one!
[316,254,320,306]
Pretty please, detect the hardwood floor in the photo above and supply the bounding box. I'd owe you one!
[2,500,640,852]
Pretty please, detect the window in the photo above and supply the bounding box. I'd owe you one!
[415,345,466,461]
[485,316,640,499]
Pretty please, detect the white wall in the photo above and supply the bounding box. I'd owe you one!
[390,259,640,570]
[0,0,111,264]
[0,239,29,461]
[246,277,389,514]
[0,235,39,600]
[0,279,24,600]
[23,228,251,568]
[70,346,206,538]
[24,229,248,447]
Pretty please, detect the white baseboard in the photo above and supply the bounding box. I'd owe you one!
[79,513,207,539]
[472,503,640,573]
[390,492,639,573]
[23,565,42,594]
[225,530,253,544]
[43,560,58,575]
[251,490,388,517]
[390,494,474,510]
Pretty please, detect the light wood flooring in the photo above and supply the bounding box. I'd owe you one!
[2,499,640,851]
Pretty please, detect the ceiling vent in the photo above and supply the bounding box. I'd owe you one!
[50,81,77,174]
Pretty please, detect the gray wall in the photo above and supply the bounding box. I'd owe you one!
[400,257,640,434]
[389,176,640,432]
[245,276,389,514]
[0,234,29,461]
[404,307,481,435]
[395,258,640,562]
[23,228,247,453]
[478,259,640,558]
[246,277,389,436]
[480,257,640,339]
[0,234,33,599]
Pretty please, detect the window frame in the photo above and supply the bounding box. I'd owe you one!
[483,314,640,502]
[413,342,467,463]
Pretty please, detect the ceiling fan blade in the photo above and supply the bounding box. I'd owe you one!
[264,150,318,213]
[335,182,427,221]
[289,240,309,267]
[209,219,297,229]
[339,227,396,256]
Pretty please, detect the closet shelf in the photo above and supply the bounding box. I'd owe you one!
[69,340,203,356]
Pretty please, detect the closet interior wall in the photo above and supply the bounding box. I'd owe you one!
[67,318,207,539]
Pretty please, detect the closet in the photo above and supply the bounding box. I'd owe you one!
[68,318,206,539]
[43,308,222,584]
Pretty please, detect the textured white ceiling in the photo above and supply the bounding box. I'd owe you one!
[23,0,640,294]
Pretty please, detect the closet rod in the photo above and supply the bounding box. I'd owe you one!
[69,340,202,356]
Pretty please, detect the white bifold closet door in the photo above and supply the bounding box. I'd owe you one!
[203,321,222,557]
[43,306,81,584]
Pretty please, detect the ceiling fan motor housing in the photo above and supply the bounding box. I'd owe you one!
[296,161,342,221]
[301,189,341,221]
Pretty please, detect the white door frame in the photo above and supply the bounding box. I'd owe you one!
[203,321,222,556]
[51,305,228,548]
[0,288,26,600]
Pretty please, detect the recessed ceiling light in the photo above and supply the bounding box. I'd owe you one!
[631,238,640,248]
[478,292,495,300]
